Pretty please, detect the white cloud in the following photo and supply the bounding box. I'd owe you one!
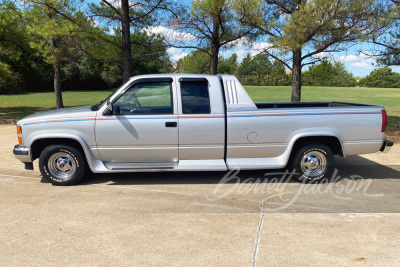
[339,54,360,62]
[167,47,188,61]
[338,52,376,70]
[251,42,272,52]
[223,41,273,62]
[314,52,335,59]
[349,61,373,69]
[229,37,249,48]
[92,19,99,27]
[141,26,196,44]
[108,27,116,35]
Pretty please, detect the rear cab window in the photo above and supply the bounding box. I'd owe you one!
[179,78,211,114]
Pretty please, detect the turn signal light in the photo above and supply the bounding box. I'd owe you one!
[16,126,22,134]
[18,137,22,145]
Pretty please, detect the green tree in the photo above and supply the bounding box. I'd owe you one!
[358,67,400,88]
[371,1,400,129]
[237,0,389,101]
[237,53,257,85]
[0,0,171,96]
[25,0,83,108]
[176,50,210,74]
[0,62,19,94]
[268,60,289,86]
[372,0,400,66]
[0,1,24,94]
[218,53,239,74]
[238,53,272,85]
[303,59,356,87]
[172,0,257,75]
[88,0,174,82]
[237,53,288,85]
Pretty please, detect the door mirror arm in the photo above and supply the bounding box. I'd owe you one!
[107,99,113,114]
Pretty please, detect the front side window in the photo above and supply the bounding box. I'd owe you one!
[113,82,172,115]
[180,81,211,114]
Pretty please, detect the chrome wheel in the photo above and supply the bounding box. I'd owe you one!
[300,151,326,177]
[48,152,76,180]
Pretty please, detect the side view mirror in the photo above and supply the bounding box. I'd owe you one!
[107,99,113,113]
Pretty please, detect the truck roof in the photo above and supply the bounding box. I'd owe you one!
[129,73,233,80]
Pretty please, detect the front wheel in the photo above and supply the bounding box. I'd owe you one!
[290,143,335,183]
[39,145,86,186]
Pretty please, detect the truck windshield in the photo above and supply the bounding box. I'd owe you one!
[90,85,124,111]
[90,94,113,111]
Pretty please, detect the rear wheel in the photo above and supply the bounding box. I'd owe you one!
[39,145,86,186]
[290,143,335,183]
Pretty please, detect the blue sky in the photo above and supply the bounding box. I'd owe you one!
[89,1,400,77]
[164,35,400,77]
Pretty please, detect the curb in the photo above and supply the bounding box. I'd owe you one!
[0,119,18,125]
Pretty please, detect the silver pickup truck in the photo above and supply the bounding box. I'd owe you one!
[13,74,393,185]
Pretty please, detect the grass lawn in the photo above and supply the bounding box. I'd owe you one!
[0,86,399,133]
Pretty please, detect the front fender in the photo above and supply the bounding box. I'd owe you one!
[29,133,103,173]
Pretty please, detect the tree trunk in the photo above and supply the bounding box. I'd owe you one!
[291,48,302,102]
[210,44,219,75]
[397,120,400,130]
[121,0,132,83]
[210,14,220,75]
[50,37,64,109]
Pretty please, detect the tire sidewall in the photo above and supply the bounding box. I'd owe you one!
[292,144,334,183]
[39,145,85,186]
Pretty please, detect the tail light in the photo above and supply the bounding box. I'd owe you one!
[381,110,387,132]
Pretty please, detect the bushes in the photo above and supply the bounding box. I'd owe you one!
[358,67,400,88]
[302,59,356,87]
[237,53,289,86]
[0,62,22,94]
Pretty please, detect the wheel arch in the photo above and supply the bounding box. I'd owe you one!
[284,133,344,167]
[30,135,94,171]
[291,135,344,156]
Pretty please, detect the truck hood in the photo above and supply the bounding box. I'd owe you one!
[17,105,95,125]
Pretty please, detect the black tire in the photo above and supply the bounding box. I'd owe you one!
[290,143,335,183]
[39,145,86,186]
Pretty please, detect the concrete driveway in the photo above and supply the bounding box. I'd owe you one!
[1,124,399,266]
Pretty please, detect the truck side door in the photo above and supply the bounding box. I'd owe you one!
[95,78,178,166]
[177,77,225,160]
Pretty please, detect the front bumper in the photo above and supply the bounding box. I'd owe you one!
[380,140,394,153]
[13,145,32,162]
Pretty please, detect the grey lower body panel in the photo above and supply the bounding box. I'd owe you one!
[343,140,383,156]
[94,159,227,173]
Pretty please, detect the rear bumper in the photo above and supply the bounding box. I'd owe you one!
[13,145,32,162]
[380,140,394,153]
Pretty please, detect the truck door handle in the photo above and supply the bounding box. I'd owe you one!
[165,122,177,127]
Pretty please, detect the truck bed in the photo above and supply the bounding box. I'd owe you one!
[254,101,372,109]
